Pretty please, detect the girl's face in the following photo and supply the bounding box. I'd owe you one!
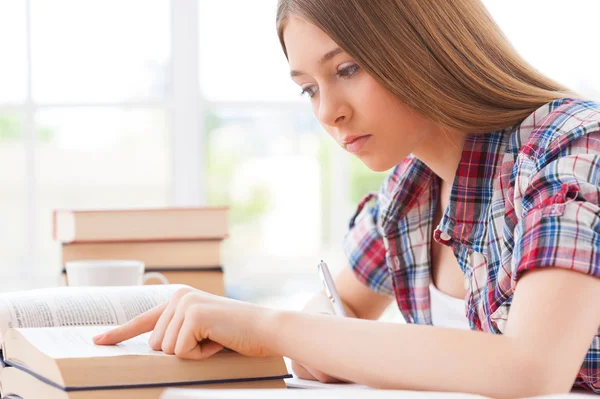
[284,15,440,172]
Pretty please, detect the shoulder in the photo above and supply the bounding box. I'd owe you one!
[509,98,600,165]
[507,98,600,213]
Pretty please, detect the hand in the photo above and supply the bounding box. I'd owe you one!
[93,287,276,360]
[291,360,350,384]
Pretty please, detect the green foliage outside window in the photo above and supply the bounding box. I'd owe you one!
[0,114,21,142]
[317,136,389,244]
[204,110,271,225]
[349,155,388,204]
[0,113,55,143]
[202,109,388,239]
[2,110,386,229]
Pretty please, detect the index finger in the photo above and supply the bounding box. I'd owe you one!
[93,303,167,346]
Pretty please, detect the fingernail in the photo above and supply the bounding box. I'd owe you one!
[93,333,105,341]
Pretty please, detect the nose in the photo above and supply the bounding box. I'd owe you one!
[317,87,351,127]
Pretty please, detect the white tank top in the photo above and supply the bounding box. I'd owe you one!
[429,283,470,330]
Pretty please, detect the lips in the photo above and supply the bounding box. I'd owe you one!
[342,135,372,154]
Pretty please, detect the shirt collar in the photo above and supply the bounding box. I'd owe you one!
[436,129,510,250]
[379,130,508,249]
[381,98,576,246]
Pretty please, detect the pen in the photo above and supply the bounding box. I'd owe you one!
[317,260,347,317]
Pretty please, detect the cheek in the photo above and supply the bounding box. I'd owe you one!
[323,126,336,140]
[352,80,402,133]
[365,86,403,118]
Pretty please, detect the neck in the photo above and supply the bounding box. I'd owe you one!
[412,127,468,185]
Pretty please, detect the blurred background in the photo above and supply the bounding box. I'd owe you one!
[1,0,599,309]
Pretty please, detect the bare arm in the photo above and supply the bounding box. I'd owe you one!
[271,268,600,398]
[292,266,393,381]
[95,266,600,397]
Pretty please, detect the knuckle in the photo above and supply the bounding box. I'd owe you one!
[161,339,174,354]
[174,343,189,359]
[185,304,205,322]
[179,292,200,309]
[173,344,183,358]
[174,286,195,300]
[106,326,124,340]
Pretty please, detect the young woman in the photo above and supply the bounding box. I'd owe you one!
[94,0,600,397]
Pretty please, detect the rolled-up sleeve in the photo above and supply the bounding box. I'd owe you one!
[511,147,600,288]
[343,191,393,296]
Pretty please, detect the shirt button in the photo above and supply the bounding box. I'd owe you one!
[383,238,389,250]
[440,232,451,241]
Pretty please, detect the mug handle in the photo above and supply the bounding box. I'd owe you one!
[143,272,169,285]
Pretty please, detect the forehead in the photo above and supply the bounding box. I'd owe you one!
[283,15,338,67]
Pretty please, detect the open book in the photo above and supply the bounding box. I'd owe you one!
[0,284,185,340]
[0,285,290,399]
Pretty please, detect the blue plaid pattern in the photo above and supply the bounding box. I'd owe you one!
[343,98,600,392]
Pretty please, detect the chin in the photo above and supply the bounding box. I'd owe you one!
[359,155,396,172]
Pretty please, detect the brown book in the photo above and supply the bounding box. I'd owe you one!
[0,367,285,399]
[53,207,229,243]
[144,270,225,297]
[59,270,225,297]
[61,240,222,269]
[59,270,226,297]
[0,327,289,398]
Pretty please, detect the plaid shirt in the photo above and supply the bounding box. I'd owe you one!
[343,97,600,392]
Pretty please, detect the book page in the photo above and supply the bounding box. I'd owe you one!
[0,284,185,338]
[13,326,165,359]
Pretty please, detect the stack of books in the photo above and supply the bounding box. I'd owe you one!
[0,285,290,399]
[53,207,229,296]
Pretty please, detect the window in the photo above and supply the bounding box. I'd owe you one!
[199,1,355,301]
[483,0,600,100]
[0,1,172,290]
[1,1,599,302]
[0,112,27,288]
[30,0,170,103]
[204,105,333,299]
[198,0,299,102]
[35,108,170,272]
[0,1,26,103]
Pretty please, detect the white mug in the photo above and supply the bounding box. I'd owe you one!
[65,260,169,287]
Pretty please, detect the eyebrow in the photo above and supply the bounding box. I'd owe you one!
[290,47,344,78]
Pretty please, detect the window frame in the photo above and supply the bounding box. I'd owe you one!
[0,0,351,273]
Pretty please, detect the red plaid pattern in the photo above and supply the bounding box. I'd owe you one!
[343,98,600,392]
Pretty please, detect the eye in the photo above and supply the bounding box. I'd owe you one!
[298,64,360,99]
[336,64,360,79]
[300,85,318,99]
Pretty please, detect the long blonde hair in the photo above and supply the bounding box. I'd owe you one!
[276,0,576,133]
